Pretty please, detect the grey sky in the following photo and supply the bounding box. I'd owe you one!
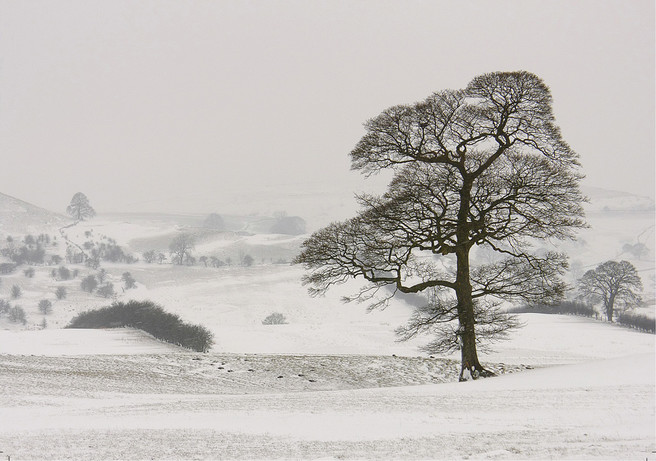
[0,0,654,214]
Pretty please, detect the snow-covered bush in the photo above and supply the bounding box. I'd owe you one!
[262,312,287,325]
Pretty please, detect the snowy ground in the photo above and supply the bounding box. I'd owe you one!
[0,187,654,459]
[0,315,654,460]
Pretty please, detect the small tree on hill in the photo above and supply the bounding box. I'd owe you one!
[169,233,195,265]
[578,260,643,322]
[38,299,53,315]
[66,192,96,221]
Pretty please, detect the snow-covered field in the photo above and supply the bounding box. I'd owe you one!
[0,315,654,460]
[0,186,654,459]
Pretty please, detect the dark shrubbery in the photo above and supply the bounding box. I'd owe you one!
[617,312,655,334]
[508,301,598,318]
[66,300,214,352]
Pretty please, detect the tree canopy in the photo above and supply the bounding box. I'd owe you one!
[578,260,642,322]
[66,192,96,221]
[295,71,586,380]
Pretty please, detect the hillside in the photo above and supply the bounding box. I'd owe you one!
[0,191,69,235]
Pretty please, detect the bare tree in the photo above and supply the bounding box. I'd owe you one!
[578,260,642,322]
[66,192,96,221]
[169,233,195,265]
[295,71,587,381]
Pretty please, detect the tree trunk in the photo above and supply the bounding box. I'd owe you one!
[455,178,494,381]
[606,292,616,322]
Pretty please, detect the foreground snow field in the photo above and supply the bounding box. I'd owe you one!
[0,314,654,460]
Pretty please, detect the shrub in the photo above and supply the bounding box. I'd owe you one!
[122,272,137,290]
[10,285,22,299]
[96,282,115,298]
[55,286,67,300]
[38,299,53,315]
[23,267,35,278]
[617,312,655,334]
[58,266,72,281]
[0,299,10,316]
[8,305,26,324]
[262,312,288,325]
[66,300,214,352]
[81,275,98,293]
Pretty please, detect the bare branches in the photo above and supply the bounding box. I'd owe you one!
[296,71,586,365]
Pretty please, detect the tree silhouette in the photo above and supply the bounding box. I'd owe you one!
[66,192,96,221]
[578,260,642,322]
[295,71,586,381]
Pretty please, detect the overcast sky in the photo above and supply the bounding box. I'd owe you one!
[0,0,654,215]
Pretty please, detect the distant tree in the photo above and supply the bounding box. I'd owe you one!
[199,256,208,267]
[57,266,72,281]
[295,71,586,381]
[122,272,136,290]
[157,252,167,264]
[622,242,649,260]
[66,192,96,221]
[209,256,225,268]
[578,260,643,322]
[262,312,288,325]
[96,268,108,283]
[242,254,254,267]
[8,305,26,324]
[142,250,157,264]
[38,299,53,315]
[50,255,63,265]
[55,286,67,300]
[0,299,10,316]
[23,267,35,278]
[203,213,225,230]
[270,214,306,235]
[169,233,195,265]
[80,275,98,293]
[10,284,22,299]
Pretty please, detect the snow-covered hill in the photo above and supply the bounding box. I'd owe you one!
[0,191,69,235]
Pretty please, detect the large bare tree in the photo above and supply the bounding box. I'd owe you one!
[295,71,587,381]
[578,260,643,322]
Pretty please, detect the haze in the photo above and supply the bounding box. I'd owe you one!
[0,0,653,215]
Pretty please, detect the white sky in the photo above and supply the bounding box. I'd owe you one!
[0,0,654,214]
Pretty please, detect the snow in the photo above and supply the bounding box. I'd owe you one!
[0,186,654,459]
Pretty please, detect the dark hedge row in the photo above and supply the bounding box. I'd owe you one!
[507,301,598,318]
[616,312,655,334]
[66,300,214,352]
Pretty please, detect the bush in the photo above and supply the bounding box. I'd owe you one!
[617,312,655,334]
[0,299,10,316]
[122,272,137,290]
[262,312,288,325]
[66,300,214,352]
[23,267,35,278]
[96,282,115,298]
[10,285,22,299]
[58,266,72,281]
[55,286,67,300]
[81,275,98,293]
[507,301,597,318]
[38,299,53,315]
[8,305,26,324]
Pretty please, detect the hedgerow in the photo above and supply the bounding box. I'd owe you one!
[66,300,214,352]
[616,312,655,334]
[507,301,598,318]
